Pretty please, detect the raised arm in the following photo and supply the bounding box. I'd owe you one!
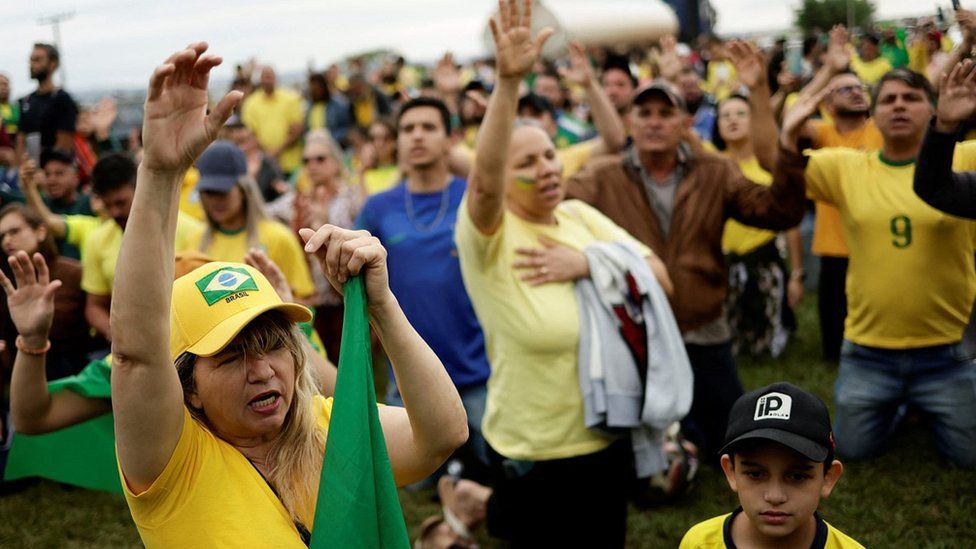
[559,41,626,155]
[468,0,553,234]
[914,59,976,218]
[3,251,111,433]
[938,10,976,92]
[727,40,779,171]
[299,225,467,486]
[789,25,850,141]
[18,156,67,239]
[111,43,241,493]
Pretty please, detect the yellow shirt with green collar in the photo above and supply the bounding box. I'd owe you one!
[81,213,205,296]
[804,145,976,349]
[63,214,102,260]
[679,509,864,549]
[189,219,315,299]
[122,396,334,548]
[455,198,650,461]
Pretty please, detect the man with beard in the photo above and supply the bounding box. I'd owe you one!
[16,43,77,163]
[80,154,203,341]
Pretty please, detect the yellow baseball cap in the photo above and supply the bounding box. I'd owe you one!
[170,261,313,359]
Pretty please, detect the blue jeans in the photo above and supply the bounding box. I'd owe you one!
[386,377,488,466]
[835,340,976,467]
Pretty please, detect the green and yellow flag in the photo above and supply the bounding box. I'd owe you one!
[310,276,410,548]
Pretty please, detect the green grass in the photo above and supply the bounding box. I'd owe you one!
[2,296,975,547]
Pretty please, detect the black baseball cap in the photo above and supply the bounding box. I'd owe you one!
[196,140,247,193]
[719,382,834,462]
[632,79,687,112]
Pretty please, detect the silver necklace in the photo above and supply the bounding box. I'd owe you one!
[404,180,452,232]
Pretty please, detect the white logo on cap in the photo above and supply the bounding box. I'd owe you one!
[754,392,792,421]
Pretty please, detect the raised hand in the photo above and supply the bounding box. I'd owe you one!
[960,9,976,46]
[937,59,976,132]
[244,248,294,303]
[141,42,242,176]
[298,225,394,309]
[432,52,462,95]
[656,33,682,82]
[727,40,765,90]
[489,0,554,81]
[824,25,851,73]
[558,41,595,87]
[0,252,61,346]
[90,97,119,140]
[781,86,831,152]
[18,154,40,191]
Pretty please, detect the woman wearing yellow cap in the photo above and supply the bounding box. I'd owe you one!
[104,43,467,547]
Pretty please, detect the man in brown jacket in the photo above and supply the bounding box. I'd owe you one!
[565,80,807,460]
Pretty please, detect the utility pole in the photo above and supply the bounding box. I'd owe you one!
[37,11,75,87]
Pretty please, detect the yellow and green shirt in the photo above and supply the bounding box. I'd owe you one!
[805,146,976,349]
[680,509,864,549]
[721,157,776,256]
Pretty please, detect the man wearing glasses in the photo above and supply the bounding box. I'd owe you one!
[793,69,882,363]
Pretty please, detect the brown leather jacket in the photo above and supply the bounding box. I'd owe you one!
[566,145,807,333]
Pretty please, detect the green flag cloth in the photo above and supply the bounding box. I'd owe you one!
[310,276,409,548]
[4,357,122,493]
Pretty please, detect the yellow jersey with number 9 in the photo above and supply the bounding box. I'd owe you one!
[804,145,976,349]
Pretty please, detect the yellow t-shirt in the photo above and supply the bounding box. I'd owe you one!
[810,120,884,257]
[190,219,315,299]
[122,396,333,548]
[81,213,205,296]
[850,56,893,86]
[241,89,304,173]
[705,60,738,102]
[679,512,865,549]
[179,168,206,222]
[455,198,650,461]
[721,157,776,255]
[63,214,102,259]
[307,102,327,131]
[363,165,401,196]
[805,146,976,348]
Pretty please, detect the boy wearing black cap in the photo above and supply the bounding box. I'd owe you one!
[680,382,864,549]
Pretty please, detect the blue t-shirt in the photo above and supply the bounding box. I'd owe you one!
[356,177,490,389]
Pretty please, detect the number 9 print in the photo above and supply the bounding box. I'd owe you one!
[890,215,912,249]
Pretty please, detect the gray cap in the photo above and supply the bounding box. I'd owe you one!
[632,79,687,112]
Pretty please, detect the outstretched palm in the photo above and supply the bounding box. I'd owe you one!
[141,43,241,175]
[0,252,61,339]
[727,40,763,90]
[938,60,976,129]
[489,0,554,80]
[558,41,594,86]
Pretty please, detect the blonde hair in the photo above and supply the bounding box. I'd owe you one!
[199,175,268,252]
[303,129,350,182]
[175,310,326,526]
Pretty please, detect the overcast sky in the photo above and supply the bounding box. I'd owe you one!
[0,0,942,96]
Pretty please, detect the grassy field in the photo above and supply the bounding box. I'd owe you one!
[1,296,975,547]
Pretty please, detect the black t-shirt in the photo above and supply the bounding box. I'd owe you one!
[18,88,78,149]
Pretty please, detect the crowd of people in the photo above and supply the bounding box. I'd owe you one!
[0,0,975,546]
